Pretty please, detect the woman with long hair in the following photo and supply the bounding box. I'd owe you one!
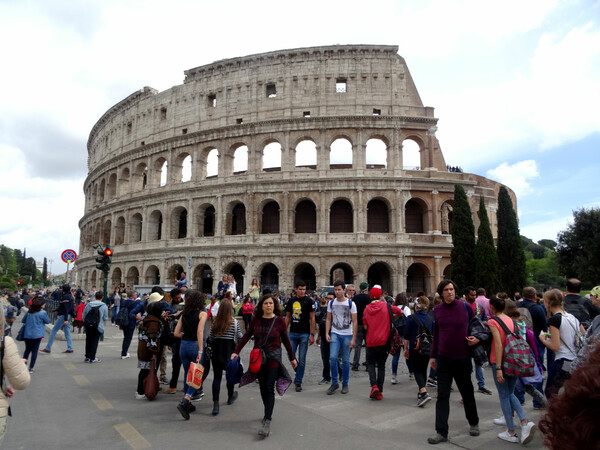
[136,295,164,399]
[231,294,297,438]
[241,296,254,332]
[539,289,585,400]
[174,290,207,419]
[391,292,411,384]
[21,296,50,373]
[208,299,243,415]
[489,295,536,444]
[249,279,260,305]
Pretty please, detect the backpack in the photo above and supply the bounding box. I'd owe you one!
[517,307,533,331]
[386,304,402,355]
[490,317,535,377]
[412,315,432,357]
[114,305,130,327]
[83,305,101,329]
[563,298,591,330]
[392,307,407,337]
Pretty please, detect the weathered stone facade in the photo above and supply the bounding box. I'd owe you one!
[76,45,515,296]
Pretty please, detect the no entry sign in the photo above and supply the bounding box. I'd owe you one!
[61,249,77,263]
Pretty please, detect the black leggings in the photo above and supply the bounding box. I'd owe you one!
[23,338,42,370]
[212,360,234,402]
[409,350,430,390]
[258,366,278,421]
[243,314,252,332]
[366,345,388,391]
[169,338,182,389]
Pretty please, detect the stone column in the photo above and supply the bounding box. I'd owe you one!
[215,195,223,242]
[430,189,440,234]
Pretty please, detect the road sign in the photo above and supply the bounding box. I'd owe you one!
[61,249,77,263]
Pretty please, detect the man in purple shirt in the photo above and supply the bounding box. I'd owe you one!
[427,280,480,445]
[474,288,491,318]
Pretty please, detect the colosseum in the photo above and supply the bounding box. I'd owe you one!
[76,44,515,296]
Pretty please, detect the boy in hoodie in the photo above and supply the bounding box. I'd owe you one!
[363,286,403,400]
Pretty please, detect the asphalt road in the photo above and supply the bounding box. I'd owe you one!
[4,323,548,449]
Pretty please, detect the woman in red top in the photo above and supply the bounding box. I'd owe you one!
[231,294,297,438]
[241,296,254,332]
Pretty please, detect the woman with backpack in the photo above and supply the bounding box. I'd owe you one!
[403,296,434,407]
[539,289,585,400]
[390,293,411,384]
[489,295,537,445]
[207,299,243,415]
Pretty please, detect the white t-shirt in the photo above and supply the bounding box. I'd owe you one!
[327,298,357,336]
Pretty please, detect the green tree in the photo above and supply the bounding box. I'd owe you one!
[538,239,557,251]
[450,184,476,290]
[42,257,48,283]
[474,196,500,294]
[556,207,600,284]
[496,186,526,294]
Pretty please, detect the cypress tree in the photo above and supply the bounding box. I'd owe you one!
[474,196,500,295]
[496,186,526,294]
[450,184,476,291]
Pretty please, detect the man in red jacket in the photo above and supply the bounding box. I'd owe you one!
[363,286,403,400]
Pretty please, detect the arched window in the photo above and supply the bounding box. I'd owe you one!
[115,216,126,245]
[295,200,316,233]
[330,138,352,169]
[119,168,130,196]
[330,200,353,233]
[181,155,192,182]
[173,208,187,239]
[148,210,162,240]
[206,149,219,178]
[203,206,215,236]
[233,145,248,174]
[130,214,143,242]
[160,160,168,187]
[107,173,117,198]
[99,179,106,202]
[402,139,421,170]
[261,201,280,234]
[295,140,317,168]
[230,204,246,235]
[367,199,389,232]
[405,199,426,233]
[366,138,387,169]
[263,142,282,171]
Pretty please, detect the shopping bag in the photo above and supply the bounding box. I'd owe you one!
[187,361,204,390]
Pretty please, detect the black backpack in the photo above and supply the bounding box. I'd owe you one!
[564,298,591,330]
[84,305,101,329]
[412,315,432,356]
[392,308,407,337]
[114,305,130,327]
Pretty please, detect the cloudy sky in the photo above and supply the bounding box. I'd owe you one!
[1,0,599,274]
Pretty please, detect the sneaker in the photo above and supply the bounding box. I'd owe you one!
[409,373,415,380]
[29,369,35,373]
[497,430,519,443]
[326,383,339,395]
[520,421,537,445]
[135,393,146,400]
[318,378,330,385]
[191,390,204,402]
[84,358,91,363]
[227,391,238,405]
[160,377,170,385]
[341,385,349,394]
[40,349,51,354]
[89,358,101,363]
[494,416,507,426]
[121,354,130,359]
[427,433,448,444]
[417,392,432,407]
[469,425,480,436]
[370,385,380,399]
[177,399,191,420]
[375,391,383,400]
[165,387,177,394]
[63,350,74,353]
[427,378,438,387]
[390,377,399,385]
[258,419,271,438]
[478,386,493,395]
[295,384,302,392]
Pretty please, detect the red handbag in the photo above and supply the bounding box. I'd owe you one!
[143,356,160,400]
[249,348,266,374]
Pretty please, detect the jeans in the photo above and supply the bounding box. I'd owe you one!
[180,339,200,397]
[319,328,331,381]
[545,358,571,400]
[474,363,485,388]
[366,345,388,391]
[491,364,527,431]
[435,355,479,438]
[85,327,101,360]
[352,325,365,367]
[288,332,309,384]
[45,315,73,351]
[111,306,120,324]
[329,332,352,386]
[391,352,400,375]
[122,325,136,357]
[23,338,42,370]
[258,366,278,421]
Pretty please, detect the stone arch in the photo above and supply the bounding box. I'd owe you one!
[294,199,317,233]
[405,198,429,233]
[365,137,388,169]
[205,147,219,178]
[441,200,454,235]
[259,262,279,293]
[133,162,148,191]
[101,219,111,244]
[152,157,168,187]
[294,262,316,291]
[330,199,353,233]
[92,183,98,206]
[443,264,452,280]
[107,173,117,198]
[171,152,192,183]
[223,262,245,296]
[330,137,353,169]
[126,266,140,287]
[295,139,317,169]
[145,265,160,285]
[329,262,354,285]
[261,200,280,234]
[91,270,97,288]
[130,213,143,242]
[368,261,393,295]
[262,141,282,172]
[232,144,248,174]
[111,267,122,287]
[402,137,423,170]
[367,198,390,233]
[226,201,246,235]
[406,262,431,297]
[197,203,216,237]
[148,210,163,241]
[98,178,106,202]
[193,264,214,293]
[115,216,126,245]
[167,264,184,284]
[172,206,188,239]
[119,167,130,195]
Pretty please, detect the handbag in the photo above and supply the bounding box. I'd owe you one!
[186,360,205,390]
[386,304,402,355]
[16,313,27,341]
[249,317,276,374]
[143,356,160,400]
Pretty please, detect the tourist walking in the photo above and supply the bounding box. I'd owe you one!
[82,291,109,363]
[41,284,74,354]
[21,296,50,373]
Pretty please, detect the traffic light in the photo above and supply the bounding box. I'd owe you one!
[95,245,113,273]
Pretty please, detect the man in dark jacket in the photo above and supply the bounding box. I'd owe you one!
[351,282,370,371]
[120,290,144,359]
[564,279,599,329]
[41,284,74,354]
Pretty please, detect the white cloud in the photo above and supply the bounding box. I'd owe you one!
[519,215,571,242]
[486,160,540,196]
